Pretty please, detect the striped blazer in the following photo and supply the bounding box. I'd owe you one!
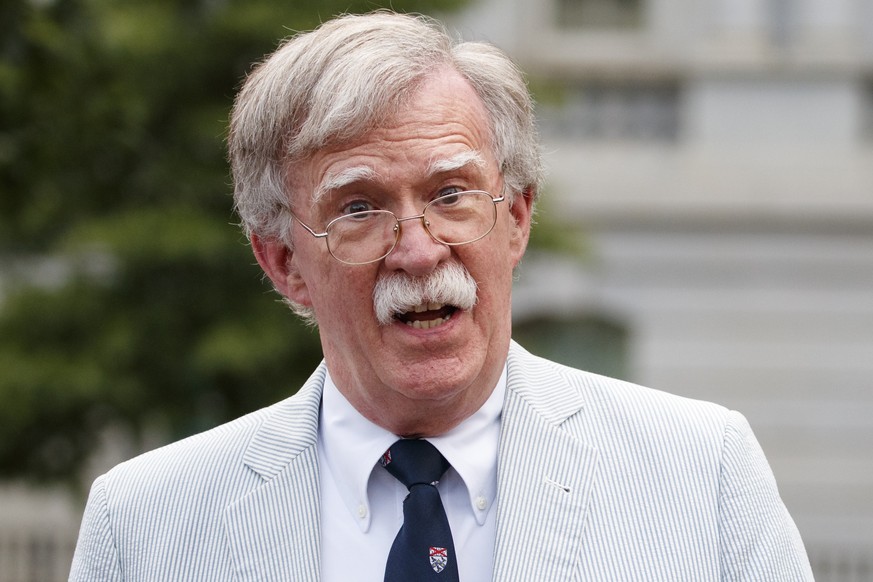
[70,341,813,580]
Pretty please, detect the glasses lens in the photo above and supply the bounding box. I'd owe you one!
[424,191,497,245]
[326,211,398,264]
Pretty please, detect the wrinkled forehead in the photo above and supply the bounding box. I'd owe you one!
[310,150,491,204]
[286,71,499,206]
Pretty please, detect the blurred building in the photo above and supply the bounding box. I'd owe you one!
[449,0,873,578]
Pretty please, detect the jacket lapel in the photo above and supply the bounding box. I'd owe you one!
[223,364,327,582]
[492,343,600,581]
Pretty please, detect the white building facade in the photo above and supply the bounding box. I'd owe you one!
[451,0,873,578]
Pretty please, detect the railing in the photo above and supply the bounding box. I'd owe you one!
[0,528,77,582]
[810,546,873,582]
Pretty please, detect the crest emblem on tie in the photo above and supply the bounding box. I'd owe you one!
[379,449,392,467]
[429,546,448,573]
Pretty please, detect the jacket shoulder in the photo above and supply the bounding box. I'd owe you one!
[509,340,731,432]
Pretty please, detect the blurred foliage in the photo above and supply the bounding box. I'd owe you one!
[0,0,467,489]
[528,196,589,259]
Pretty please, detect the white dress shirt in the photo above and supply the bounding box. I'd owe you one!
[318,367,505,582]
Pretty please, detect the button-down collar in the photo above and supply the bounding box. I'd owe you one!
[318,365,505,531]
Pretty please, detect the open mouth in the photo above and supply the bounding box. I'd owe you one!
[395,302,458,330]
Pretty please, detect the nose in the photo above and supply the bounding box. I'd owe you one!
[383,213,451,276]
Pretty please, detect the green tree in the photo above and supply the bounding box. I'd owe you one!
[0,0,466,489]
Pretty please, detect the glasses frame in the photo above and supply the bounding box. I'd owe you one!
[288,190,506,265]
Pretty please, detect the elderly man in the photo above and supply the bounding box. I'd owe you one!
[70,11,813,581]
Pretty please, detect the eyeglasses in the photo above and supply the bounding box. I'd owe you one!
[289,190,505,265]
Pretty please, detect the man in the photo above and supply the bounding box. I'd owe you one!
[70,11,813,581]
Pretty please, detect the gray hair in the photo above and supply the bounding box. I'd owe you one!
[228,10,543,244]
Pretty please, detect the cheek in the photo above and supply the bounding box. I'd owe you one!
[490,214,525,266]
[465,246,514,304]
[308,266,378,318]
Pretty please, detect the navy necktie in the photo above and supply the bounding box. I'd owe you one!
[381,439,460,581]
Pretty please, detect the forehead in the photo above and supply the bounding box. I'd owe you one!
[288,69,496,202]
[313,150,489,202]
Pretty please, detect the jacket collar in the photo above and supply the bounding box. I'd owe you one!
[241,362,326,479]
[224,363,327,581]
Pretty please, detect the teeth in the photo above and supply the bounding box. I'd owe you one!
[410,303,444,313]
[405,314,452,330]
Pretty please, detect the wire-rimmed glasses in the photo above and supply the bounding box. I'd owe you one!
[289,190,505,265]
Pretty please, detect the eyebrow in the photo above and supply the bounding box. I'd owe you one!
[427,150,487,175]
[313,166,380,204]
[311,150,488,204]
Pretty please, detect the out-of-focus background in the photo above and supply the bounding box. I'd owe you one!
[1,0,871,580]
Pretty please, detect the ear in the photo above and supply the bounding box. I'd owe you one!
[251,234,312,308]
[508,187,535,265]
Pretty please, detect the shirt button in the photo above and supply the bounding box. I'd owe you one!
[475,496,487,511]
[357,505,368,519]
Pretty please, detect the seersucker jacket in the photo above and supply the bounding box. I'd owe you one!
[70,341,813,581]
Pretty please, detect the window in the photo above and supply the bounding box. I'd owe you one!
[556,0,643,30]
[863,79,873,142]
[538,81,680,142]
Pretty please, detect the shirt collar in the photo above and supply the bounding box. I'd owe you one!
[318,365,506,532]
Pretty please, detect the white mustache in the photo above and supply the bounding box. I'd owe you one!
[372,262,478,326]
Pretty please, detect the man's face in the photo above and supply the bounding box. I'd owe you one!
[257,68,532,436]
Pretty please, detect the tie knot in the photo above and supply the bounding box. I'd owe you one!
[380,439,449,489]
